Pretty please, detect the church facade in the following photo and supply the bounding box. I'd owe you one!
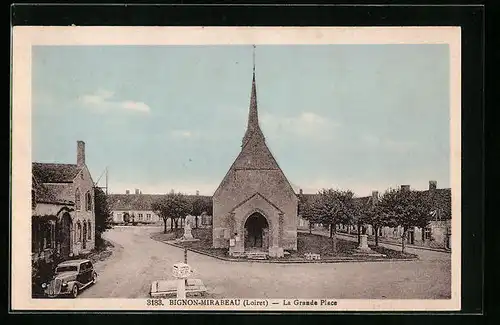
[212,67,298,258]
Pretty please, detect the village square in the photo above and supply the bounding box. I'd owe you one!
[30,45,452,300]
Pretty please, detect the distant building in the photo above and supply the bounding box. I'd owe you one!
[32,141,96,263]
[297,181,452,249]
[107,192,213,228]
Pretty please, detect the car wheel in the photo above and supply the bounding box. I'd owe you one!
[92,273,97,284]
[71,285,79,298]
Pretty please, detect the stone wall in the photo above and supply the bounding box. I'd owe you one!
[213,169,298,251]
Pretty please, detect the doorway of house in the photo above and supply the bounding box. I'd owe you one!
[82,222,87,249]
[244,212,269,251]
[408,229,415,245]
[60,212,72,258]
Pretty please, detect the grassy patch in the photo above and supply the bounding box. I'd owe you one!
[151,227,229,258]
[151,228,417,261]
[286,233,417,260]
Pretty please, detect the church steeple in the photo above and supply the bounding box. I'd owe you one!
[242,45,264,147]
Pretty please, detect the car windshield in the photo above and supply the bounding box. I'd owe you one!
[55,265,78,273]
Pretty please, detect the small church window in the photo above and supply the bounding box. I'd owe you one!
[77,222,82,242]
[75,188,81,210]
[85,191,92,211]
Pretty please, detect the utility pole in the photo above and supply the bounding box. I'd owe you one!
[94,166,109,194]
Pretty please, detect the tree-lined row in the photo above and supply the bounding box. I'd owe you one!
[151,192,213,234]
[298,187,438,253]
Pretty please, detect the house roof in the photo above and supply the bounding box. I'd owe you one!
[107,194,212,211]
[32,162,81,183]
[32,180,74,205]
[422,188,452,220]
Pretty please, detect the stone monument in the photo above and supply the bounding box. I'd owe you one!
[175,219,199,243]
[181,220,194,240]
[354,234,385,257]
[358,234,370,251]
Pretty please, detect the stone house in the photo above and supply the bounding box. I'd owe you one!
[212,68,298,258]
[32,141,96,262]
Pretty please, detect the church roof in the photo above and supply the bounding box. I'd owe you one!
[214,55,296,197]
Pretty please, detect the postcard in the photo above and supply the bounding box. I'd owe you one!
[11,26,461,311]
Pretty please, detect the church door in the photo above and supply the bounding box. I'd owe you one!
[244,212,269,250]
[60,213,72,258]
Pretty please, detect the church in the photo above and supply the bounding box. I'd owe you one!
[212,54,298,258]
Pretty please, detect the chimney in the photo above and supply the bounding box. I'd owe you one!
[196,190,200,196]
[401,185,410,192]
[372,191,379,205]
[126,190,130,195]
[299,188,303,195]
[77,141,85,166]
[429,180,437,191]
[140,190,142,195]
[135,189,140,195]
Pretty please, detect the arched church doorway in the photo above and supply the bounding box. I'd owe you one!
[60,213,72,258]
[244,212,269,250]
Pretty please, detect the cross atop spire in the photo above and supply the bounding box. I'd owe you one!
[242,45,264,147]
[252,44,256,74]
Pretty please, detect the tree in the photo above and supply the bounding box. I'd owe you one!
[361,197,391,247]
[379,188,432,253]
[94,187,113,249]
[298,193,320,234]
[350,198,369,244]
[152,192,191,234]
[191,197,213,228]
[313,189,357,253]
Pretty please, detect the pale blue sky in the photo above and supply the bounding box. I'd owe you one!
[32,44,450,196]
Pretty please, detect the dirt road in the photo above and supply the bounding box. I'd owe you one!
[80,226,451,299]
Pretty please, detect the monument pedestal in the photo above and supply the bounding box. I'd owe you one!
[353,234,385,256]
[176,222,200,243]
[358,234,370,251]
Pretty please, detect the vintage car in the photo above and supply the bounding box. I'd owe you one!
[42,259,98,298]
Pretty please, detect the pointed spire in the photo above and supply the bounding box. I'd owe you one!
[253,44,256,74]
[242,45,264,147]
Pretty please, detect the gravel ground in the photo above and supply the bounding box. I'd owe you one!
[79,226,451,299]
